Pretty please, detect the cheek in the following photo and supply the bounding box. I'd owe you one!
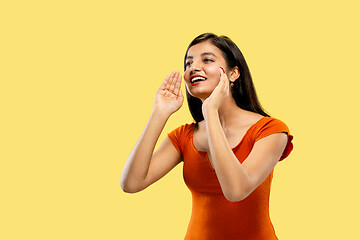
[206,64,221,79]
[183,69,191,82]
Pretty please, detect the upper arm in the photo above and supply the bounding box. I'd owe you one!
[242,132,289,194]
[141,136,182,190]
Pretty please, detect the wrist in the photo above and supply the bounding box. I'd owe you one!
[152,106,172,120]
[203,102,219,119]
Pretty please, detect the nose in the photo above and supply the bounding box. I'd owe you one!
[189,60,202,73]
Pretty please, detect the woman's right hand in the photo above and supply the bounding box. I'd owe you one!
[154,70,184,116]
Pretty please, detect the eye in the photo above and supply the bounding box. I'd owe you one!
[185,61,192,68]
[204,58,214,63]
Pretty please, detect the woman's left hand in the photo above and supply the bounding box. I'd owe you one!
[202,67,230,115]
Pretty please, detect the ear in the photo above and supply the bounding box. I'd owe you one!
[229,66,240,83]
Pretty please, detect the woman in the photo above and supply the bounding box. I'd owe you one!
[121,33,294,239]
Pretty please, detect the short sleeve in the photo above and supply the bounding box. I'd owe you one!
[167,123,193,159]
[254,118,294,161]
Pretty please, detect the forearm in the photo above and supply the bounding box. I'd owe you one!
[120,107,170,191]
[204,107,250,201]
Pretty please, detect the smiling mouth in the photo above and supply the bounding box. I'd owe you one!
[190,76,206,86]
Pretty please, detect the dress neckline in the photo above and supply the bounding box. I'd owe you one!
[190,116,269,153]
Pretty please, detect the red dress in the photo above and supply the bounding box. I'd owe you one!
[167,117,294,240]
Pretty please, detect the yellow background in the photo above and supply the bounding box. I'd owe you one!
[1,0,359,239]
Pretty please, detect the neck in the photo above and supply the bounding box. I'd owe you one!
[215,95,247,128]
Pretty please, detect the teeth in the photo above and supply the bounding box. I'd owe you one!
[191,77,206,83]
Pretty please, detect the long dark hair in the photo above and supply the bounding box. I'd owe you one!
[184,33,270,123]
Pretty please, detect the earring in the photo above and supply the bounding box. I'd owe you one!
[230,82,234,87]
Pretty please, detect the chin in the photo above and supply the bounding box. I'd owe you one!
[186,88,212,101]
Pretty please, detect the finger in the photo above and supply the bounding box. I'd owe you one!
[220,67,229,80]
[219,69,226,87]
[217,70,229,95]
[224,77,229,93]
[218,68,224,85]
[224,77,230,95]
[173,71,182,96]
[165,71,176,96]
[179,88,184,99]
[168,71,178,94]
[220,67,225,75]
[166,71,176,88]
[159,74,170,91]
[220,67,231,90]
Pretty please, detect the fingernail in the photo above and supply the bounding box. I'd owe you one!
[220,67,225,73]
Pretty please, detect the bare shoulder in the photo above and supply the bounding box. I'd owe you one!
[232,109,264,129]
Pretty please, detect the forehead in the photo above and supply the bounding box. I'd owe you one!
[187,41,223,57]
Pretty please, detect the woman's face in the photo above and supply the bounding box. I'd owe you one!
[184,41,228,100]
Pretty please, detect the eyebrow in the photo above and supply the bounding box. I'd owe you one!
[186,52,217,60]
